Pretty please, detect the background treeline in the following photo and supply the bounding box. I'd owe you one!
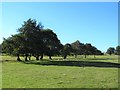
[0,19,120,61]
[106,46,120,55]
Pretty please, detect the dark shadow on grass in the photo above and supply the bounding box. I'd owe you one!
[23,60,120,68]
[86,58,116,60]
[1,60,21,63]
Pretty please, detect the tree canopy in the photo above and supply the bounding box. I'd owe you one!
[1,18,106,61]
[2,19,63,60]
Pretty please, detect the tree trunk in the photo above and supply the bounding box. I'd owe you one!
[75,54,77,58]
[28,54,31,60]
[64,55,67,59]
[40,53,43,60]
[49,55,52,59]
[17,54,21,61]
[28,56,31,60]
[36,55,39,60]
[85,54,86,58]
[25,54,28,61]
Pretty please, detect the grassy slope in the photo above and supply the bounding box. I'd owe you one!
[1,55,119,88]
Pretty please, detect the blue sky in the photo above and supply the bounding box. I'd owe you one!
[1,2,118,52]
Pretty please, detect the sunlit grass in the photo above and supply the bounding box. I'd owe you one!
[1,55,119,88]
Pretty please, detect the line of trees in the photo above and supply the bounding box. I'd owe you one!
[106,46,120,55]
[1,18,104,61]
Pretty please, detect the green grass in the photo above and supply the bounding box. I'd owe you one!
[1,55,119,88]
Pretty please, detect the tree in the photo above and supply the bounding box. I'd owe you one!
[2,18,63,61]
[17,18,44,60]
[82,43,103,58]
[2,34,25,61]
[83,43,92,58]
[2,19,44,61]
[90,46,97,58]
[106,47,115,55]
[2,37,14,55]
[71,40,84,58]
[41,29,62,59]
[90,46,103,58]
[62,43,72,59]
[115,46,120,55]
[11,34,25,61]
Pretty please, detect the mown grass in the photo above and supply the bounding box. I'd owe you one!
[1,55,119,88]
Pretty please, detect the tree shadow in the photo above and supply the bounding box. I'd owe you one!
[23,60,120,68]
[86,58,116,60]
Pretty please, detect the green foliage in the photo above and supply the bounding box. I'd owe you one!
[2,18,63,60]
[71,40,84,57]
[1,18,111,61]
[71,41,103,58]
[18,18,44,55]
[106,46,120,55]
[41,29,62,59]
[106,47,115,55]
[61,44,72,59]
[115,46,120,55]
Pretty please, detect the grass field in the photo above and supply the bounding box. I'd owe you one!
[1,55,120,88]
